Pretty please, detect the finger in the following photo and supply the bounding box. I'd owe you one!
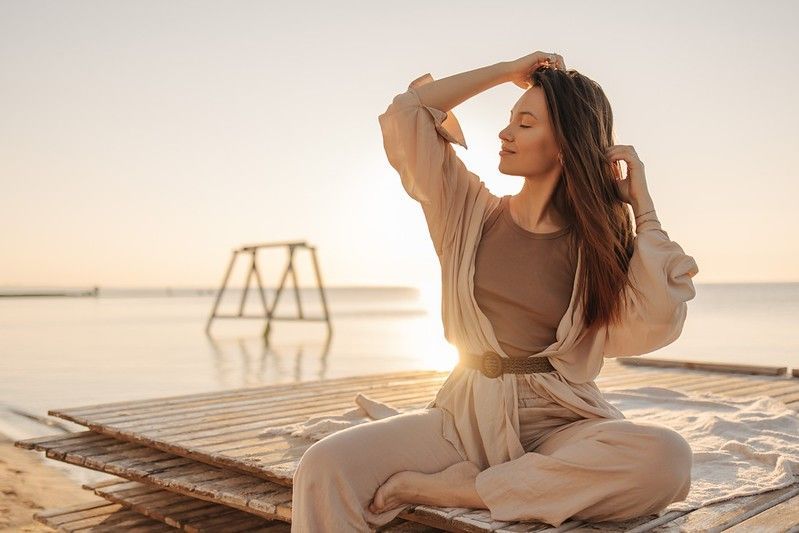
[607,146,630,158]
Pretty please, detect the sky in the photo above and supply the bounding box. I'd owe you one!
[2,0,798,290]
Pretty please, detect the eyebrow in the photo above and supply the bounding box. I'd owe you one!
[510,110,538,120]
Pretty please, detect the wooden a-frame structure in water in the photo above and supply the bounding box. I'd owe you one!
[205,240,332,337]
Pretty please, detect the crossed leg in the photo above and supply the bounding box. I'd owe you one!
[292,407,692,531]
[474,417,693,527]
[291,407,467,532]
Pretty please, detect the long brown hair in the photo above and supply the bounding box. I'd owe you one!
[530,65,640,330]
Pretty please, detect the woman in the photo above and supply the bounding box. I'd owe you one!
[291,51,699,532]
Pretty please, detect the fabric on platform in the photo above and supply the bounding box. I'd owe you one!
[285,384,799,531]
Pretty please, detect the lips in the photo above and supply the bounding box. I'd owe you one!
[501,147,516,153]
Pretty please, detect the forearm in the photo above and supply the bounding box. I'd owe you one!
[631,192,656,219]
[412,62,513,113]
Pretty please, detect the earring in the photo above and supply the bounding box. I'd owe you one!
[558,152,564,165]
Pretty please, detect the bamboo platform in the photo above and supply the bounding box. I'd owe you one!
[16,357,799,532]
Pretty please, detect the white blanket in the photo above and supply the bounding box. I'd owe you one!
[261,386,799,514]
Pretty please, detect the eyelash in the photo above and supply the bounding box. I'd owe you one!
[509,116,532,128]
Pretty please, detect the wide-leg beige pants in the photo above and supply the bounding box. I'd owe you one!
[291,376,692,532]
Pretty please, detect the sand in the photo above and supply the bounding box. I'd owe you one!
[0,432,107,532]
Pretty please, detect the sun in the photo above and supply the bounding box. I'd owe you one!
[414,277,460,371]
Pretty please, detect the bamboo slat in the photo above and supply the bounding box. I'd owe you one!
[646,484,799,532]
[618,357,788,376]
[87,477,288,532]
[55,370,444,419]
[83,478,440,532]
[18,366,799,532]
[723,491,799,532]
[31,365,799,494]
[45,379,447,483]
[18,431,295,521]
[34,500,177,532]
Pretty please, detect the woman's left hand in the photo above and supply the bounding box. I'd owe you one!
[605,144,653,212]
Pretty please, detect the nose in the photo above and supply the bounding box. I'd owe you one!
[499,127,512,142]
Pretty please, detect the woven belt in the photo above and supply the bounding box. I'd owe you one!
[459,351,556,378]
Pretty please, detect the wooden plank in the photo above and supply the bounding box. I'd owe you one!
[668,374,780,394]
[714,379,799,398]
[46,389,443,483]
[618,357,788,376]
[723,491,799,532]
[65,374,446,428]
[774,389,799,406]
[42,380,443,462]
[644,483,799,532]
[599,372,724,390]
[54,370,444,419]
[34,500,289,532]
[91,478,289,532]
[90,478,443,532]
[39,490,441,532]
[28,368,799,505]
[29,431,295,521]
[96,380,442,436]
[34,500,177,532]
[49,362,622,431]
[14,429,112,450]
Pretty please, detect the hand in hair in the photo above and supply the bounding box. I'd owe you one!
[605,145,655,215]
[505,51,566,89]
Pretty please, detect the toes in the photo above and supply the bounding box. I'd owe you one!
[369,486,385,514]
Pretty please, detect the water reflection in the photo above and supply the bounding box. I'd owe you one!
[206,327,334,388]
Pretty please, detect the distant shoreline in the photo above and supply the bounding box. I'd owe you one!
[0,288,99,298]
[0,285,423,299]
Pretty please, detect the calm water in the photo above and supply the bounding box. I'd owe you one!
[1,282,798,444]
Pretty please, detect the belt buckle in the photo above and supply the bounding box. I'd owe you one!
[480,351,503,378]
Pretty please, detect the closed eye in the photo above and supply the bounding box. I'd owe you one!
[520,125,531,128]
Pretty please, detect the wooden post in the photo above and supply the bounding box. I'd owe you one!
[309,245,333,336]
[205,241,332,338]
[205,250,239,334]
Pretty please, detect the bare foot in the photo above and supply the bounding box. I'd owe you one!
[368,461,485,514]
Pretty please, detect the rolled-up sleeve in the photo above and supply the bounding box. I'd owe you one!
[377,72,481,255]
[602,210,700,358]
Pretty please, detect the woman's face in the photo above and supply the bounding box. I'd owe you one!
[498,86,561,178]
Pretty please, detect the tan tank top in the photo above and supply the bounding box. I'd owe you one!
[473,194,578,359]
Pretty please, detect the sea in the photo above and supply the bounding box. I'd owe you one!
[1,282,797,483]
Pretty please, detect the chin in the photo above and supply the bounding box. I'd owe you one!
[497,163,519,177]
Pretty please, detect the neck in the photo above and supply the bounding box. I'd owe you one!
[510,171,567,233]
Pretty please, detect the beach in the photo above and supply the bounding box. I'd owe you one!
[0,430,103,532]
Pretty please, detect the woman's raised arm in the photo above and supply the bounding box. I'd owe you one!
[377,54,566,255]
[409,62,513,114]
[377,63,511,255]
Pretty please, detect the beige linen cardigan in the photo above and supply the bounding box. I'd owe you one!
[377,72,700,471]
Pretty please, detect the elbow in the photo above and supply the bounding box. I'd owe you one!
[645,302,688,352]
[604,302,688,358]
